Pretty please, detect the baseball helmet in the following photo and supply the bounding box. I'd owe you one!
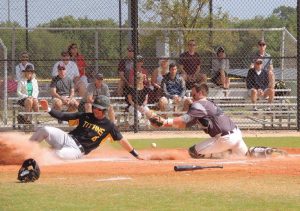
[92,95,110,110]
[17,158,40,183]
[22,64,35,72]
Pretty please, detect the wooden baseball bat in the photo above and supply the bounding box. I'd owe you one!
[174,165,223,171]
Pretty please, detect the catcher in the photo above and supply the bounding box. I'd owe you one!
[149,83,248,158]
[149,83,287,158]
[29,95,144,160]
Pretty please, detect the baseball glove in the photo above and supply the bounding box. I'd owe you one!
[17,158,40,183]
[149,115,165,127]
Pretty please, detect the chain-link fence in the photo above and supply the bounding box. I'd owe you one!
[0,0,297,131]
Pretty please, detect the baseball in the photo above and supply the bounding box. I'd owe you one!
[151,143,157,148]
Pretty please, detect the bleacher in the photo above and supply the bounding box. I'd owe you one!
[7,77,296,132]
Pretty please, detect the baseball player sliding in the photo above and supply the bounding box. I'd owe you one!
[149,83,249,158]
[30,95,144,160]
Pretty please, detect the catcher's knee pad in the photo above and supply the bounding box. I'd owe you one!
[188,145,205,159]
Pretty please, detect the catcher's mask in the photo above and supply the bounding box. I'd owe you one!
[17,158,40,183]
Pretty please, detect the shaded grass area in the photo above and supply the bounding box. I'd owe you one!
[0,173,300,211]
[118,137,300,150]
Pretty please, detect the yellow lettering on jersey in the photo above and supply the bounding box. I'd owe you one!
[83,121,106,136]
[91,136,99,142]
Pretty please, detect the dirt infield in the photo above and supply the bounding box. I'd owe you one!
[0,132,300,181]
[0,131,300,180]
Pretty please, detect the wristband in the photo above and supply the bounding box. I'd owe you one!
[165,118,173,127]
[129,149,139,157]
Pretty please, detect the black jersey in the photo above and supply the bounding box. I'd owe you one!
[128,87,150,106]
[49,110,123,154]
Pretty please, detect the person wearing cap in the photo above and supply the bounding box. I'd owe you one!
[211,46,230,89]
[149,56,169,103]
[250,39,275,89]
[117,45,134,97]
[246,58,275,111]
[52,51,86,97]
[79,73,116,123]
[50,63,79,113]
[15,51,35,81]
[178,39,207,89]
[29,95,144,160]
[17,64,39,124]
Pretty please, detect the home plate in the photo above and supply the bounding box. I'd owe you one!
[96,176,132,182]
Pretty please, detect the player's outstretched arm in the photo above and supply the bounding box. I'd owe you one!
[119,138,145,160]
[148,114,187,129]
[164,116,187,129]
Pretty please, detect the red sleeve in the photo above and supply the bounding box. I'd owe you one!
[128,68,134,86]
[76,54,87,76]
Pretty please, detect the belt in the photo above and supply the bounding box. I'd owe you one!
[69,134,85,154]
[221,126,237,136]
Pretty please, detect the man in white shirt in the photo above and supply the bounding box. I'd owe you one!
[15,52,34,81]
[52,51,86,97]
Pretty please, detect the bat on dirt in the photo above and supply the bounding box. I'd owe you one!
[174,165,223,172]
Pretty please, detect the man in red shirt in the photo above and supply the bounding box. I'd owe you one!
[178,39,207,89]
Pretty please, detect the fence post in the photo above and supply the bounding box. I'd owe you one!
[297,0,300,131]
[280,28,286,80]
[130,0,138,133]
[95,30,99,73]
[0,39,8,125]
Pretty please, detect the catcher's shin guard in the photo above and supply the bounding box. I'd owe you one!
[188,145,205,159]
[246,146,288,158]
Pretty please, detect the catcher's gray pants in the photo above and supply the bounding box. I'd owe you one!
[194,127,248,157]
[30,126,84,160]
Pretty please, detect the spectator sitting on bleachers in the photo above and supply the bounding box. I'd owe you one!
[246,58,275,111]
[159,63,190,115]
[149,56,169,104]
[79,73,115,123]
[128,55,150,88]
[52,50,86,97]
[178,39,207,89]
[117,45,134,97]
[211,46,230,89]
[127,72,152,127]
[17,65,39,124]
[250,39,275,89]
[68,43,89,86]
[15,51,34,81]
[50,63,79,113]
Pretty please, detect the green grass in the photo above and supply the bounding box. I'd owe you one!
[1,136,300,210]
[117,137,300,150]
[1,174,300,211]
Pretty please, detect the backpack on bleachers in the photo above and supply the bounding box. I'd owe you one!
[274,80,288,96]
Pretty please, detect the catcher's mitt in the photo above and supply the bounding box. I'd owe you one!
[247,146,288,158]
[17,158,40,183]
[149,115,165,127]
